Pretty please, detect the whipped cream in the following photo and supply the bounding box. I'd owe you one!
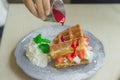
[26,40,49,67]
[85,49,94,63]
[73,56,81,64]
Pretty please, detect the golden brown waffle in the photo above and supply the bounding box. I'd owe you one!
[55,59,89,69]
[50,24,88,68]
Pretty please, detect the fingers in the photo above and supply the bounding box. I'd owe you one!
[23,0,38,17]
[43,0,50,16]
[23,0,51,20]
[34,0,46,20]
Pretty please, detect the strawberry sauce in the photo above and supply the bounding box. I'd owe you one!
[61,35,65,42]
[52,8,65,26]
[71,40,79,58]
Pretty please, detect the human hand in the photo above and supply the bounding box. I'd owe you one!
[23,0,51,20]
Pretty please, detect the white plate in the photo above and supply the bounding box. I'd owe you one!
[14,25,105,80]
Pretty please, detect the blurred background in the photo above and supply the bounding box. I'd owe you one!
[0,0,120,43]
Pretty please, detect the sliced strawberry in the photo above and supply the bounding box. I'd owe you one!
[77,49,86,59]
[56,57,64,63]
[84,36,89,42]
[65,54,73,62]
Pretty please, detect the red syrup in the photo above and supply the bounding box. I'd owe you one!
[71,40,80,58]
[52,8,65,26]
[61,35,65,42]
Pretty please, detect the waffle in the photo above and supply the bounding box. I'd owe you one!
[50,24,89,68]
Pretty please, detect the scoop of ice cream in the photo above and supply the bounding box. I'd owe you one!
[26,40,49,67]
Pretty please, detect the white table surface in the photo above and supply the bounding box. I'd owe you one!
[0,4,120,80]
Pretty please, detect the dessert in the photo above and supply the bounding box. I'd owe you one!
[26,34,51,67]
[50,24,93,68]
[26,24,93,69]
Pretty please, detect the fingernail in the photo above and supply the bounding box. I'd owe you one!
[38,13,46,20]
[45,10,50,16]
[41,16,46,20]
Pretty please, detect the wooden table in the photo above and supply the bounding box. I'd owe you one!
[0,4,120,80]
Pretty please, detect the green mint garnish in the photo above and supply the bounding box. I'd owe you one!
[33,34,41,44]
[41,38,51,43]
[38,44,50,54]
[33,34,51,44]
[33,34,51,54]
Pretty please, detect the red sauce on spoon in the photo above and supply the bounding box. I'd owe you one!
[52,8,65,26]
